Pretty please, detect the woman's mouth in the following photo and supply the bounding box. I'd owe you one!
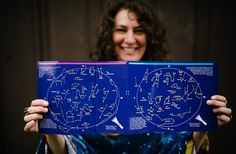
[121,47,137,53]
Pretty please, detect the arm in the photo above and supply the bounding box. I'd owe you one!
[193,132,208,152]
[45,134,66,154]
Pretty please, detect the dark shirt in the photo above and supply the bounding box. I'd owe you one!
[36,132,193,154]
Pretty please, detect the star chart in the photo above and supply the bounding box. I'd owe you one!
[38,61,218,134]
[40,64,121,133]
[135,67,202,130]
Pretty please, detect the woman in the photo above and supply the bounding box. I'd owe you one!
[24,0,232,153]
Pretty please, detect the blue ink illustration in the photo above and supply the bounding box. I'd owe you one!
[38,61,218,134]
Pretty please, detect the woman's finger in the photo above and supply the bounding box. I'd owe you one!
[211,95,227,102]
[207,99,227,107]
[24,113,43,123]
[27,106,48,114]
[213,107,232,116]
[24,120,38,132]
[217,114,231,126]
[31,99,49,107]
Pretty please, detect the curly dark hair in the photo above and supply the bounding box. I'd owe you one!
[89,0,171,61]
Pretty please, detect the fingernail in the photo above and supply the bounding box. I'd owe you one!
[44,101,49,106]
[44,108,48,112]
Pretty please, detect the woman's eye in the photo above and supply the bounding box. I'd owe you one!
[134,29,145,35]
[116,28,126,32]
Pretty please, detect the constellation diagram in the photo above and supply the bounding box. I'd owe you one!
[41,65,120,133]
[38,61,218,134]
[134,67,203,130]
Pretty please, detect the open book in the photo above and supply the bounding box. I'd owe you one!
[38,61,218,134]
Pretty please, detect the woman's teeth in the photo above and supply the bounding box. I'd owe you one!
[123,47,136,52]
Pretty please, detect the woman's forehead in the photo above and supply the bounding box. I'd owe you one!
[114,9,140,27]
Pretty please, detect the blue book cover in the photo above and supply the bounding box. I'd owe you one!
[38,61,218,134]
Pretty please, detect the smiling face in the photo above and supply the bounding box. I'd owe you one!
[112,9,147,61]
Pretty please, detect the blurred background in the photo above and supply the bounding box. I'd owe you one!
[0,0,235,153]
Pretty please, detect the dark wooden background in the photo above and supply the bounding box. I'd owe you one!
[1,0,235,153]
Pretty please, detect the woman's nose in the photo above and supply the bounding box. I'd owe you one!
[124,31,136,44]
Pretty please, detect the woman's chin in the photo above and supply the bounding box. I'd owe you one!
[119,55,141,61]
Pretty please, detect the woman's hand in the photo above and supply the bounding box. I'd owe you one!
[23,99,48,132]
[207,95,232,126]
